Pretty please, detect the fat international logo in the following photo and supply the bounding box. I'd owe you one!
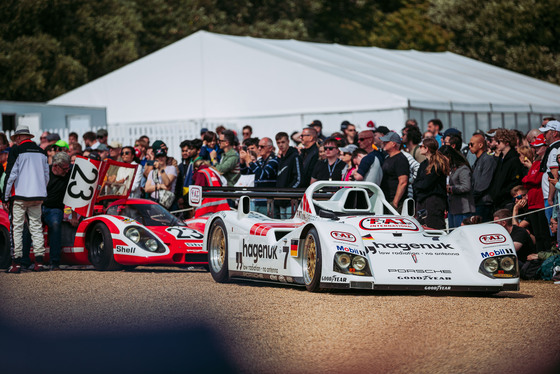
[479,234,506,245]
[330,231,356,242]
[359,217,419,231]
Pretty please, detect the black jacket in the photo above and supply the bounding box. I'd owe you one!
[276,147,303,189]
[300,143,319,188]
[412,160,447,203]
[489,148,525,209]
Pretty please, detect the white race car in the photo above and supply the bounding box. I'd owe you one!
[201,181,520,293]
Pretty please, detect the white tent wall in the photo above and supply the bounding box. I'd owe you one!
[49,31,560,153]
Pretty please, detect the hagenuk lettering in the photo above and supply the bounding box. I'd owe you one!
[243,239,278,263]
[369,242,454,251]
[480,248,514,258]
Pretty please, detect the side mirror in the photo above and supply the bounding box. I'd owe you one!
[238,195,250,220]
[188,185,202,207]
[401,198,415,217]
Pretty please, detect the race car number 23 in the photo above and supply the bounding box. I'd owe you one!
[63,157,100,209]
[166,227,203,240]
[67,164,98,200]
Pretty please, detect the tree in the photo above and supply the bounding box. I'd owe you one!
[429,0,560,84]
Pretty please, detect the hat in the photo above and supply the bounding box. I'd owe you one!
[1,147,11,154]
[200,127,209,135]
[443,128,461,137]
[10,125,35,141]
[155,148,167,158]
[366,121,376,128]
[340,120,351,131]
[55,140,69,149]
[152,140,165,151]
[380,131,402,144]
[540,120,560,132]
[109,141,122,148]
[485,131,496,138]
[46,133,61,142]
[96,144,109,152]
[339,144,358,154]
[308,120,322,128]
[373,126,390,136]
[96,129,108,137]
[530,133,546,147]
[88,152,101,161]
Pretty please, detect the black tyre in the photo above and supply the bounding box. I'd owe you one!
[87,223,122,271]
[302,228,322,292]
[207,219,229,282]
[0,226,11,269]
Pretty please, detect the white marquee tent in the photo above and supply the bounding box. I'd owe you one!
[50,30,560,151]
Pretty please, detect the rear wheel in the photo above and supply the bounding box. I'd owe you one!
[207,219,229,282]
[0,226,11,269]
[302,228,322,292]
[87,223,122,271]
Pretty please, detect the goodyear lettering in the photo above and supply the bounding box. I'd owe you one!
[388,269,451,273]
[115,245,135,254]
[369,242,454,251]
[398,276,451,280]
[480,248,514,258]
[243,239,278,263]
[321,275,348,283]
[336,245,367,256]
[424,286,451,291]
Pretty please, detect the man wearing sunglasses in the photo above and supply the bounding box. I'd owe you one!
[299,127,319,188]
[42,152,76,270]
[310,138,345,183]
[117,146,143,198]
[351,130,384,185]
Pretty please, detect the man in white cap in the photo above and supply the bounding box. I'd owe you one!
[539,120,560,224]
[3,125,49,273]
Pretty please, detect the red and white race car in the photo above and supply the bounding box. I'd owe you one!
[1,156,213,270]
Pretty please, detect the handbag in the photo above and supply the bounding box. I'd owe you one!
[152,170,175,209]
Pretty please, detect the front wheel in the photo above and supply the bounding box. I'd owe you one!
[302,228,322,292]
[87,223,122,271]
[207,219,229,282]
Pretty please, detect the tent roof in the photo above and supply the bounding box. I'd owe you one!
[49,31,560,124]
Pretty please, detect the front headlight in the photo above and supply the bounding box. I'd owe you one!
[484,258,499,273]
[352,256,367,271]
[124,226,164,253]
[500,256,515,272]
[126,227,141,243]
[335,253,351,269]
[146,239,159,252]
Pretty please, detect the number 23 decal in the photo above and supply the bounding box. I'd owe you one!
[67,164,99,201]
[166,227,203,239]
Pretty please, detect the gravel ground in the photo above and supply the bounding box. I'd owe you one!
[1,267,559,374]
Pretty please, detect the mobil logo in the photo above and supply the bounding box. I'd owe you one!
[359,217,419,231]
[330,231,356,242]
[479,234,506,245]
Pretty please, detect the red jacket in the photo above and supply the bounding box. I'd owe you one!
[522,160,544,209]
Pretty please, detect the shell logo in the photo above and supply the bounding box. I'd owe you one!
[479,234,506,245]
[330,231,356,242]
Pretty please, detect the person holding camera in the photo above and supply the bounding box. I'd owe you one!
[144,148,177,209]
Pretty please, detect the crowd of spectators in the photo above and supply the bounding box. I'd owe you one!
[2,118,560,281]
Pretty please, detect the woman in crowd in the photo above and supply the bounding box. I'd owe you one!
[339,144,358,181]
[412,138,449,229]
[520,136,550,252]
[199,131,222,165]
[440,145,475,229]
[144,148,177,208]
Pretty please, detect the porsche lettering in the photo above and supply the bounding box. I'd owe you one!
[243,239,278,263]
[388,269,451,273]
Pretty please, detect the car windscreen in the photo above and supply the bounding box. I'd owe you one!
[107,203,185,227]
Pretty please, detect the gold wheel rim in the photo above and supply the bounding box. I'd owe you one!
[305,234,317,283]
[210,226,225,270]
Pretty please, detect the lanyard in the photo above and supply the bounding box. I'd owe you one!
[327,159,340,181]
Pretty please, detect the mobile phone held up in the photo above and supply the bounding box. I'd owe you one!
[548,171,554,179]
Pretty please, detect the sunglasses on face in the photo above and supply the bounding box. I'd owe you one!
[243,132,250,136]
[121,151,132,156]
[468,142,476,147]
[358,137,371,142]
[514,194,526,200]
[258,145,268,149]
[324,146,337,151]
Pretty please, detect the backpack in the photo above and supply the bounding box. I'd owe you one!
[537,254,560,281]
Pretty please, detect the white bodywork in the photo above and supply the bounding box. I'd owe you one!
[203,181,520,293]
